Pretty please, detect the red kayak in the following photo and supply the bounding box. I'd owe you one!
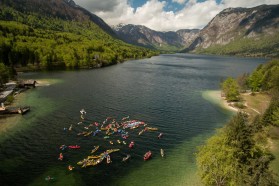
[68,145,80,149]
[144,151,152,161]
[129,141,134,148]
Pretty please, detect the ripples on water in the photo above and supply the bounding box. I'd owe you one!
[0,54,266,185]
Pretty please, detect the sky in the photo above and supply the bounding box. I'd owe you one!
[74,0,279,31]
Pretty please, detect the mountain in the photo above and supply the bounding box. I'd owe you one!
[0,0,116,37]
[0,0,158,70]
[183,4,279,57]
[112,24,199,51]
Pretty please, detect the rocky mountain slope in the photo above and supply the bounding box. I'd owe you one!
[184,4,279,57]
[0,0,116,37]
[113,24,199,51]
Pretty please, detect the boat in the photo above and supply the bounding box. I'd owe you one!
[80,109,86,115]
[58,153,63,160]
[59,145,67,150]
[81,115,85,120]
[117,140,121,144]
[145,127,158,131]
[106,149,120,154]
[160,148,164,158]
[87,155,101,159]
[122,154,131,162]
[68,165,74,171]
[91,146,99,154]
[158,133,163,139]
[138,129,144,135]
[129,141,134,148]
[77,159,88,165]
[144,151,152,161]
[45,176,55,181]
[18,106,31,114]
[68,145,80,149]
[122,141,126,145]
[106,155,111,164]
[109,141,114,145]
[77,131,87,136]
[84,131,93,136]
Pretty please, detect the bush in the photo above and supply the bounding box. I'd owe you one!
[234,102,246,109]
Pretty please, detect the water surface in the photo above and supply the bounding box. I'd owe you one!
[0,54,266,186]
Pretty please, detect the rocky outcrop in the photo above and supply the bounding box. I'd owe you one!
[184,4,279,52]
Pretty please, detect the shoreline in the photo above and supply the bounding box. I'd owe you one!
[202,90,238,112]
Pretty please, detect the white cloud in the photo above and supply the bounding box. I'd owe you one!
[74,0,279,31]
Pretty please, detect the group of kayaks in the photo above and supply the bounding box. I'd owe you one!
[57,110,166,172]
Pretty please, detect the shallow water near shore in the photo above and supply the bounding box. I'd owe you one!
[0,54,266,185]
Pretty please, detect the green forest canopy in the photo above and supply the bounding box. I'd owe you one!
[0,6,159,71]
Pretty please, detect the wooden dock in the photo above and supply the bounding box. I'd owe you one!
[0,106,30,115]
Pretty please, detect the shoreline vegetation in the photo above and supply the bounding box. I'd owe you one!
[197,59,279,185]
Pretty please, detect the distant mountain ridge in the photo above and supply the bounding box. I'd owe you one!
[184,4,279,57]
[112,24,199,51]
[113,4,279,57]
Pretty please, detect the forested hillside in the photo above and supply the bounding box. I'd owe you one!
[0,3,158,72]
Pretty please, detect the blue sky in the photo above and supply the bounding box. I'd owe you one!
[74,0,279,31]
[129,0,222,12]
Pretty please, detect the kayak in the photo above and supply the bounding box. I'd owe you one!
[138,129,144,135]
[160,148,164,158]
[129,141,134,148]
[58,153,63,160]
[68,165,74,171]
[45,176,55,181]
[158,133,163,139]
[84,131,93,136]
[144,151,152,161]
[145,127,158,131]
[68,145,80,149]
[122,154,131,162]
[59,145,67,150]
[91,146,99,154]
[107,155,111,164]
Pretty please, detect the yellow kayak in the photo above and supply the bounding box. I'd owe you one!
[91,146,99,154]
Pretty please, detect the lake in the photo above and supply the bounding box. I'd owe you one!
[0,54,266,186]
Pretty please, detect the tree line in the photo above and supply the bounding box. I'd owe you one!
[196,59,279,185]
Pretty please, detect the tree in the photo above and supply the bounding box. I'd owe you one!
[237,73,249,92]
[248,68,264,92]
[0,63,10,86]
[197,112,278,186]
[196,131,237,186]
[221,77,240,102]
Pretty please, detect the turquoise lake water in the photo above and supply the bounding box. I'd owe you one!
[0,54,266,186]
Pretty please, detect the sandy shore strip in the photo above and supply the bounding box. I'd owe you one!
[202,90,238,112]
